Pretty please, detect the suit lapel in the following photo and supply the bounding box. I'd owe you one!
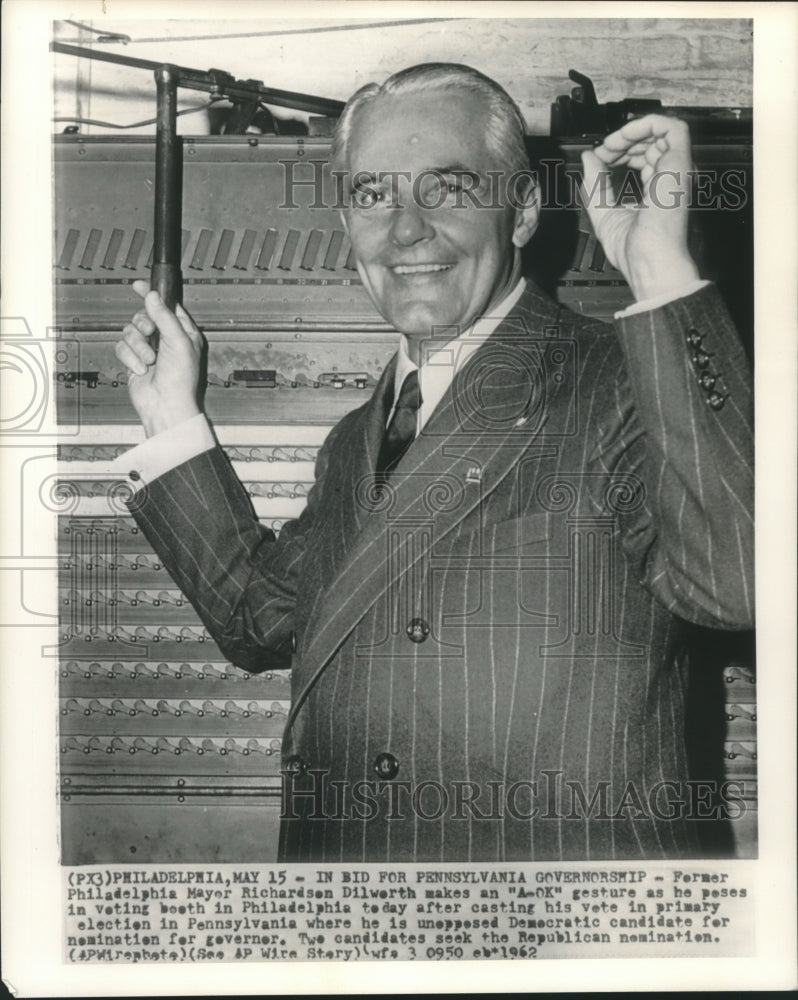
[365,352,397,466]
[286,284,564,738]
[347,353,397,538]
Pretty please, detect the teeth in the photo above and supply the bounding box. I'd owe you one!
[392,263,452,274]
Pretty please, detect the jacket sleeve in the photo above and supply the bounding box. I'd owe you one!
[126,421,342,673]
[592,283,754,629]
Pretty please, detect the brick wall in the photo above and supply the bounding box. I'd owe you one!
[53,16,752,135]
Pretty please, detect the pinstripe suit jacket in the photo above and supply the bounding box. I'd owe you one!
[129,282,754,862]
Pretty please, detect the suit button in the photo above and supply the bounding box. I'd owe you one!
[290,630,297,653]
[707,391,725,410]
[698,371,716,390]
[129,470,141,482]
[284,754,307,776]
[406,618,430,643]
[374,752,399,780]
[692,350,711,369]
[686,328,703,348]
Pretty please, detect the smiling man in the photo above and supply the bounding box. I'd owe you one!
[337,83,538,349]
[114,64,753,862]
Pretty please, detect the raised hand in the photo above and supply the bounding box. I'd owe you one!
[580,114,700,302]
[115,280,204,438]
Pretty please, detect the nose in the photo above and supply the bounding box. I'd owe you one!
[388,198,434,247]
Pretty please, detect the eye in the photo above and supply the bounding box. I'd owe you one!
[416,172,474,208]
[443,172,480,199]
[351,186,383,209]
[417,173,449,208]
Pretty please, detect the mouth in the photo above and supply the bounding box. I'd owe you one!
[390,263,454,275]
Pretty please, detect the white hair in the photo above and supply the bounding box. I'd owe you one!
[331,62,530,177]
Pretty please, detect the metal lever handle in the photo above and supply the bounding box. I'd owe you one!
[151,66,183,347]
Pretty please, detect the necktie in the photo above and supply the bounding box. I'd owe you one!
[376,369,422,476]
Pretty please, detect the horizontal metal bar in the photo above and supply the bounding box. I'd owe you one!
[61,784,281,797]
[50,42,345,117]
[55,320,393,333]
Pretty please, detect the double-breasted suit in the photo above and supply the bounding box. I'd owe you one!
[129,281,753,862]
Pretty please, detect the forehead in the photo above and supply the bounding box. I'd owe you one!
[346,90,496,173]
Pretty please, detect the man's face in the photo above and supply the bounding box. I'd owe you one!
[340,91,536,339]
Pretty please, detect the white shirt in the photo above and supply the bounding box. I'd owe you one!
[113,277,707,489]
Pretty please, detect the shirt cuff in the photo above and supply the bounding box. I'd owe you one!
[614,279,710,319]
[110,413,217,492]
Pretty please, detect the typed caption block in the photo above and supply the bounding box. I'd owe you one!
[64,863,753,962]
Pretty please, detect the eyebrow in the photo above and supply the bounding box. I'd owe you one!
[429,164,481,178]
[348,166,481,187]
[348,172,403,198]
[346,165,483,198]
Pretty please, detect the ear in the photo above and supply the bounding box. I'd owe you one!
[512,181,540,248]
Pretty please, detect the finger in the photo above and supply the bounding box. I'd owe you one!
[619,140,655,157]
[608,113,686,145]
[141,289,191,346]
[115,339,150,377]
[593,141,668,172]
[601,152,651,171]
[593,136,654,164]
[593,137,655,163]
[580,149,617,229]
[610,141,666,170]
[597,115,691,165]
[131,310,156,336]
[122,324,157,364]
[629,138,670,161]
[622,153,655,174]
[132,280,200,341]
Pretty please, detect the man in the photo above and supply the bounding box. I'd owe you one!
[114,64,753,862]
